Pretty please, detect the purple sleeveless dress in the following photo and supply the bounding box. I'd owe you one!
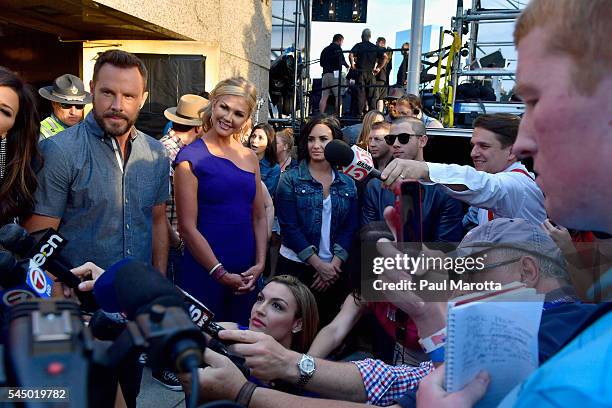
[174,138,258,325]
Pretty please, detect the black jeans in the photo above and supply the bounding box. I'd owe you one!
[276,255,348,327]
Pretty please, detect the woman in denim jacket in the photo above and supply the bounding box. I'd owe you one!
[249,123,281,197]
[276,116,359,325]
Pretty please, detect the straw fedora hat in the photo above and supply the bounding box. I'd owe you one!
[38,74,92,105]
[164,94,209,126]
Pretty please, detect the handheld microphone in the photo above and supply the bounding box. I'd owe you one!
[0,249,51,310]
[0,224,98,312]
[324,139,381,181]
[176,286,229,342]
[175,286,250,378]
[97,259,206,373]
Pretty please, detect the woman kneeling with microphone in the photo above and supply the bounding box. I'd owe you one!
[72,264,319,396]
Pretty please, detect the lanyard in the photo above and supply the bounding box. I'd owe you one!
[110,137,124,174]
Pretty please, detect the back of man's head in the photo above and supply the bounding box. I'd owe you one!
[332,34,344,43]
[362,28,372,42]
[473,113,520,149]
[93,50,148,90]
[514,0,612,95]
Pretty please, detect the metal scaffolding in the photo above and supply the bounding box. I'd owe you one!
[271,0,311,130]
[453,0,524,100]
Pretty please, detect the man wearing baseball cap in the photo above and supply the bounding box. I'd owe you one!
[455,218,575,301]
[38,74,91,140]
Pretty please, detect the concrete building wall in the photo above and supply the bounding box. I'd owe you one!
[96,0,272,115]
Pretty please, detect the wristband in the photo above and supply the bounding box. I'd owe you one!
[418,327,447,353]
[427,346,445,363]
[209,263,223,275]
[235,381,257,407]
[212,265,227,281]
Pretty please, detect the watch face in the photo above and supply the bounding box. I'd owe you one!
[300,357,315,374]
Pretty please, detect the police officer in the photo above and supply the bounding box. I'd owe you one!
[38,74,91,140]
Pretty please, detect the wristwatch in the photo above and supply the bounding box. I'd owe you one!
[296,354,316,388]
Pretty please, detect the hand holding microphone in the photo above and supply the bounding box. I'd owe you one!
[71,262,105,292]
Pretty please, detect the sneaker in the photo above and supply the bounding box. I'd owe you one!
[152,370,182,391]
[138,353,147,365]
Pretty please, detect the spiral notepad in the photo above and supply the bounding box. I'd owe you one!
[445,282,544,408]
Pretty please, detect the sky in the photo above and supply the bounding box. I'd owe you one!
[272,0,525,91]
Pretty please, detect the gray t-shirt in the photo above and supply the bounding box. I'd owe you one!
[33,112,169,270]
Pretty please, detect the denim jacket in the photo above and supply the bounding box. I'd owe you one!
[260,158,281,197]
[276,160,358,263]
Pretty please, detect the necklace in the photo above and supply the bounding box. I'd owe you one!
[0,137,7,181]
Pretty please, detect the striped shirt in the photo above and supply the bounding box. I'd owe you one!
[160,131,185,231]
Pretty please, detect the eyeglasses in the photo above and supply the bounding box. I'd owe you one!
[60,103,85,110]
[384,133,423,145]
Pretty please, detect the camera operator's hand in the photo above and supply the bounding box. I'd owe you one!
[179,348,247,403]
[417,365,489,408]
[71,261,105,292]
[221,329,299,382]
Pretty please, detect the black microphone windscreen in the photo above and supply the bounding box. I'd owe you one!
[0,250,16,275]
[0,224,30,255]
[0,251,22,289]
[89,310,127,341]
[324,139,354,167]
[113,259,182,319]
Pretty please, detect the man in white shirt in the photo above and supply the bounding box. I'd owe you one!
[381,113,546,226]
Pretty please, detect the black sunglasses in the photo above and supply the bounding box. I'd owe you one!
[384,133,422,145]
[60,103,85,110]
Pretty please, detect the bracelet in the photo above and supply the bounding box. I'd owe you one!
[418,327,447,353]
[212,265,227,281]
[209,263,223,275]
[175,239,185,252]
[235,381,257,407]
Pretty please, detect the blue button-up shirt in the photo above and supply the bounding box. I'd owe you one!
[32,113,169,269]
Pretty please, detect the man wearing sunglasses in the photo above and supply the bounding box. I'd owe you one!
[38,74,91,140]
[381,113,546,227]
[362,117,464,245]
